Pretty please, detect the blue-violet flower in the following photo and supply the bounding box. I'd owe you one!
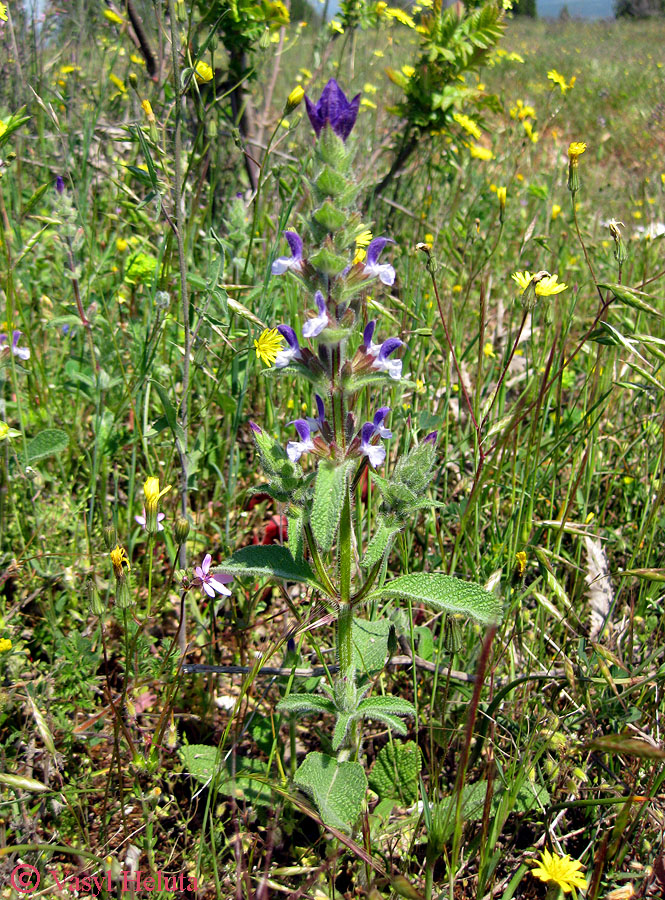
[360,407,392,468]
[272,231,304,276]
[193,554,233,599]
[275,325,303,368]
[305,78,360,142]
[363,237,395,286]
[302,291,329,339]
[363,321,403,380]
[0,331,30,361]
[287,419,315,463]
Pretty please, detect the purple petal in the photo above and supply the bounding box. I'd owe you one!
[11,331,23,348]
[284,231,303,261]
[365,442,386,468]
[276,324,300,351]
[305,95,325,136]
[203,581,216,598]
[55,175,65,194]
[366,237,394,268]
[335,93,360,141]
[423,431,438,445]
[194,566,204,580]
[360,421,376,446]
[208,577,232,596]
[373,407,391,427]
[249,421,262,434]
[315,394,326,421]
[378,337,403,361]
[363,320,376,348]
[292,419,311,442]
[314,290,326,313]
[135,514,146,527]
[0,334,7,348]
[376,263,396,286]
[201,553,212,575]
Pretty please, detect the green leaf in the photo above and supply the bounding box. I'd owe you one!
[313,201,348,232]
[598,282,663,318]
[276,695,336,717]
[286,505,305,562]
[369,740,422,804]
[151,380,186,447]
[358,696,417,721]
[0,773,50,793]
[214,545,316,584]
[24,428,69,464]
[369,573,502,625]
[361,518,401,570]
[585,734,665,760]
[311,459,354,552]
[309,246,349,276]
[352,618,392,674]
[179,745,271,805]
[332,712,355,751]
[294,752,367,834]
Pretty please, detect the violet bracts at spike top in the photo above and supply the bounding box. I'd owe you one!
[305,78,361,141]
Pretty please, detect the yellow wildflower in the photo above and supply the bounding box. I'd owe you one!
[384,6,416,27]
[515,551,527,578]
[469,143,493,161]
[254,328,284,367]
[0,2,8,21]
[194,61,214,83]
[353,229,372,264]
[329,18,344,33]
[522,119,539,143]
[568,141,587,160]
[361,98,377,109]
[363,82,378,95]
[103,8,125,24]
[497,186,506,210]
[141,99,155,122]
[0,638,12,653]
[453,112,481,139]
[116,238,129,253]
[110,545,131,578]
[402,64,415,78]
[286,85,304,112]
[109,73,127,93]
[373,49,384,58]
[551,203,562,220]
[531,849,588,894]
[483,342,495,359]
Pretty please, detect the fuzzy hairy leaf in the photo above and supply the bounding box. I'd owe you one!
[361,518,401,570]
[23,428,69,464]
[214,545,315,584]
[311,459,355,552]
[294,752,367,834]
[287,505,305,562]
[369,573,501,625]
[369,740,422,804]
[358,696,417,720]
[276,694,336,717]
[352,618,392,674]
[332,712,356,751]
[179,745,271,805]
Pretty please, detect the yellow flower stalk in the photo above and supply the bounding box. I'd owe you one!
[254,328,284,367]
[194,61,214,84]
[531,849,588,894]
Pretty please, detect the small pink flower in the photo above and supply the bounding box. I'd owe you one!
[193,554,233,598]
[135,507,165,531]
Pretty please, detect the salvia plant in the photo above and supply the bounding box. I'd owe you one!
[211,79,503,834]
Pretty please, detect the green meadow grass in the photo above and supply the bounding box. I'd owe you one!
[0,7,664,899]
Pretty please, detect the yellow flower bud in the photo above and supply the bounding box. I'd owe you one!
[285,85,304,113]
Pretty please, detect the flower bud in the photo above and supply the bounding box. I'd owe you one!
[443,616,463,654]
[567,141,586,194]
[143,476,171,534]
[609,219,627,268]
[128,72,139,90]
[141,99,155,123]
[174,516,190,543]
[285,85,304,114]
[497,185,506,222]
[103,524,117,550]
[86,578,105,616]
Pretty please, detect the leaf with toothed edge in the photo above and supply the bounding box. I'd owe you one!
[294,752,367,835]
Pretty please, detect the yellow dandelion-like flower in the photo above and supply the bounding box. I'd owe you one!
[497,186,506,209]
[401,64,415,78]
[109,73,127,93]
[512,270,533,292]
[373,49,384,58]
[547,69,567,93]
[568,141,587,160]
[515,551,527,577]
[110,545,131,578]
[384,6,416,27]
[534,272,567,296]
[453,112,481,139]
[141,99,155,122]
[483,342,496,359]
[116,238,129,253]
[531,849,588,894]
[0,2,8,21]
[469,143,493,161]
[0,638,12,653]
[329,18,344,33]
[254,328,284,367]
[103,8,125,25]
[523,119,539,143]
[551,203,562,220]
[194,61,213,83]
[363,82,378,95]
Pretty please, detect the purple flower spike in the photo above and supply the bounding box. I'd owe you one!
[272,231,304,276]
[193,554,233,599]
[249,421,262,434]
[275,325,303,368]
[286,419,315,463]
[363,237,396,286]
[305,78,361,142]
[55,175,65,194]
[423,431,438,445]
[135,507,165,532]
[302,291,329,339]
[0,331,30,361]
[360,421,387,469]
[374,337,403,381]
